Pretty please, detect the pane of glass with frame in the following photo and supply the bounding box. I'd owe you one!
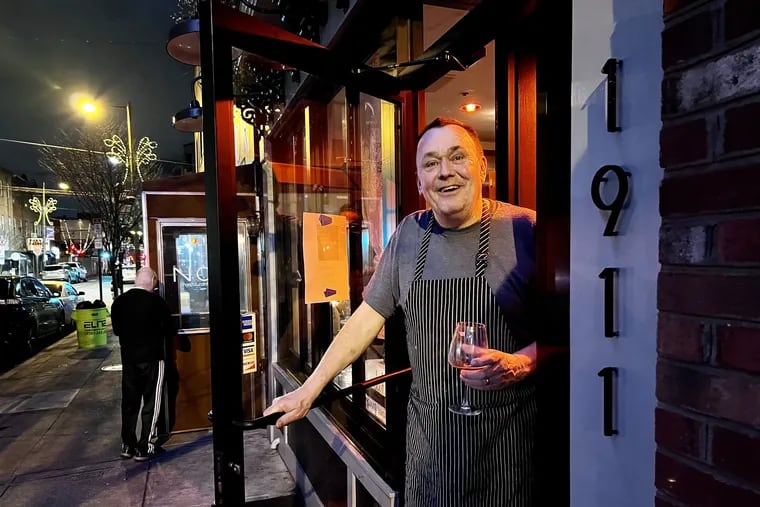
[263,67,399,427]
[160,220,252,333]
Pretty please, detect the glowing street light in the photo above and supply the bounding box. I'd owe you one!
[76,97,158,185]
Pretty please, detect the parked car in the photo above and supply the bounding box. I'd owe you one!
[122,264,136,284]
[64,261,88,282]
[41,263,77,283]
[42,280,86,329]
[0,275,66,355]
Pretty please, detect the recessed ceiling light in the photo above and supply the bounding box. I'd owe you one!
[459,101,482,113]
[459,90,481,113]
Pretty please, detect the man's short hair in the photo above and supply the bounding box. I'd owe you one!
[417,117,485,160]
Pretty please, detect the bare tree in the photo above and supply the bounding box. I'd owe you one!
[39,123,161,296]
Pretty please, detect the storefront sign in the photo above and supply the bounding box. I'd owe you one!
[27,237,43,256]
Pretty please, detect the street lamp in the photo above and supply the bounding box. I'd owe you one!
[79,100,158,186]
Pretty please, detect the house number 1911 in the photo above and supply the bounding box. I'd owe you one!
[593,58,627,438]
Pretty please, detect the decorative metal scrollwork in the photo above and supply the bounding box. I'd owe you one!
[234,58,285,136]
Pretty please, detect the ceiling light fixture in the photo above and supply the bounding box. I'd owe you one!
[173,99,203,133]
[166,18,200,66]
[172,76,203,133]
[458,90,481,113]
[459,101,482,113]
[166,17,245,68]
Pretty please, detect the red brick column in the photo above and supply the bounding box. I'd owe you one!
[657,0,760,504]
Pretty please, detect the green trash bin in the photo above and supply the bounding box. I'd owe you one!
[72,307,110,349]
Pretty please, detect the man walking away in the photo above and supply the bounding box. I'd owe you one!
[111,266,176,461]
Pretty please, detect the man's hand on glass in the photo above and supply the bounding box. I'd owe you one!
[460,347,536,391]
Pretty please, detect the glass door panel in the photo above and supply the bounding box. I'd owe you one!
[257,62,400,427]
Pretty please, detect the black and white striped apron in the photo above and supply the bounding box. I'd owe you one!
[402,200,536,507]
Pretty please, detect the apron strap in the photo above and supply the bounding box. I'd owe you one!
[475,199,491,277]
[413,210,435,281]
[413,199,492,282]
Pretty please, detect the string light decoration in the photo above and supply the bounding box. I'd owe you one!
[171,0,240,23]
[172,0,326,39]
[61,221,94,257]
[103,134,158,184]
[276,0,327,41]
[28,193,57,226]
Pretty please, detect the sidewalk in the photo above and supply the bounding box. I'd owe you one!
[0,323,299,506]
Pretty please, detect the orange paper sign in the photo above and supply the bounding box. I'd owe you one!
[302,213,349,304]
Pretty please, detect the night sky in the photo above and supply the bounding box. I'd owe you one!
[0,0,195,209]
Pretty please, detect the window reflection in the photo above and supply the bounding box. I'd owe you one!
[267,87,398,425]
[160,221,251,333]
[174,233,209,314]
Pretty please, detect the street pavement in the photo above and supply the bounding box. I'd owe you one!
[0,314,299,506]
[77,276,114,308]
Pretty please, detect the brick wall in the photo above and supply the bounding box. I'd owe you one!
[657,0,760,505]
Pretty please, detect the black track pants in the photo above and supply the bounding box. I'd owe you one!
[121,360,165,451]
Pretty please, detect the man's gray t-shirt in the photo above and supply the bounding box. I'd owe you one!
[364,200,536,345]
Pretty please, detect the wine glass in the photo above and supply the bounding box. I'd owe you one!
[447,321,488,416]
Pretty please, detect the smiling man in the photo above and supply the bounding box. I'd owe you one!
[264,117,540,506]
[415,117,487,229]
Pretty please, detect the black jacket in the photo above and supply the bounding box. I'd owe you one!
[111,288,176,364]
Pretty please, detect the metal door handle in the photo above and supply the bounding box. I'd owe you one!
[226,367,413,430]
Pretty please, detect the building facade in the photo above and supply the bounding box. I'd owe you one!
[0,168,45,274]
[161,0,759,505]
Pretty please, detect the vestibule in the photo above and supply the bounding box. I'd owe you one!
[157,0,576,504]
